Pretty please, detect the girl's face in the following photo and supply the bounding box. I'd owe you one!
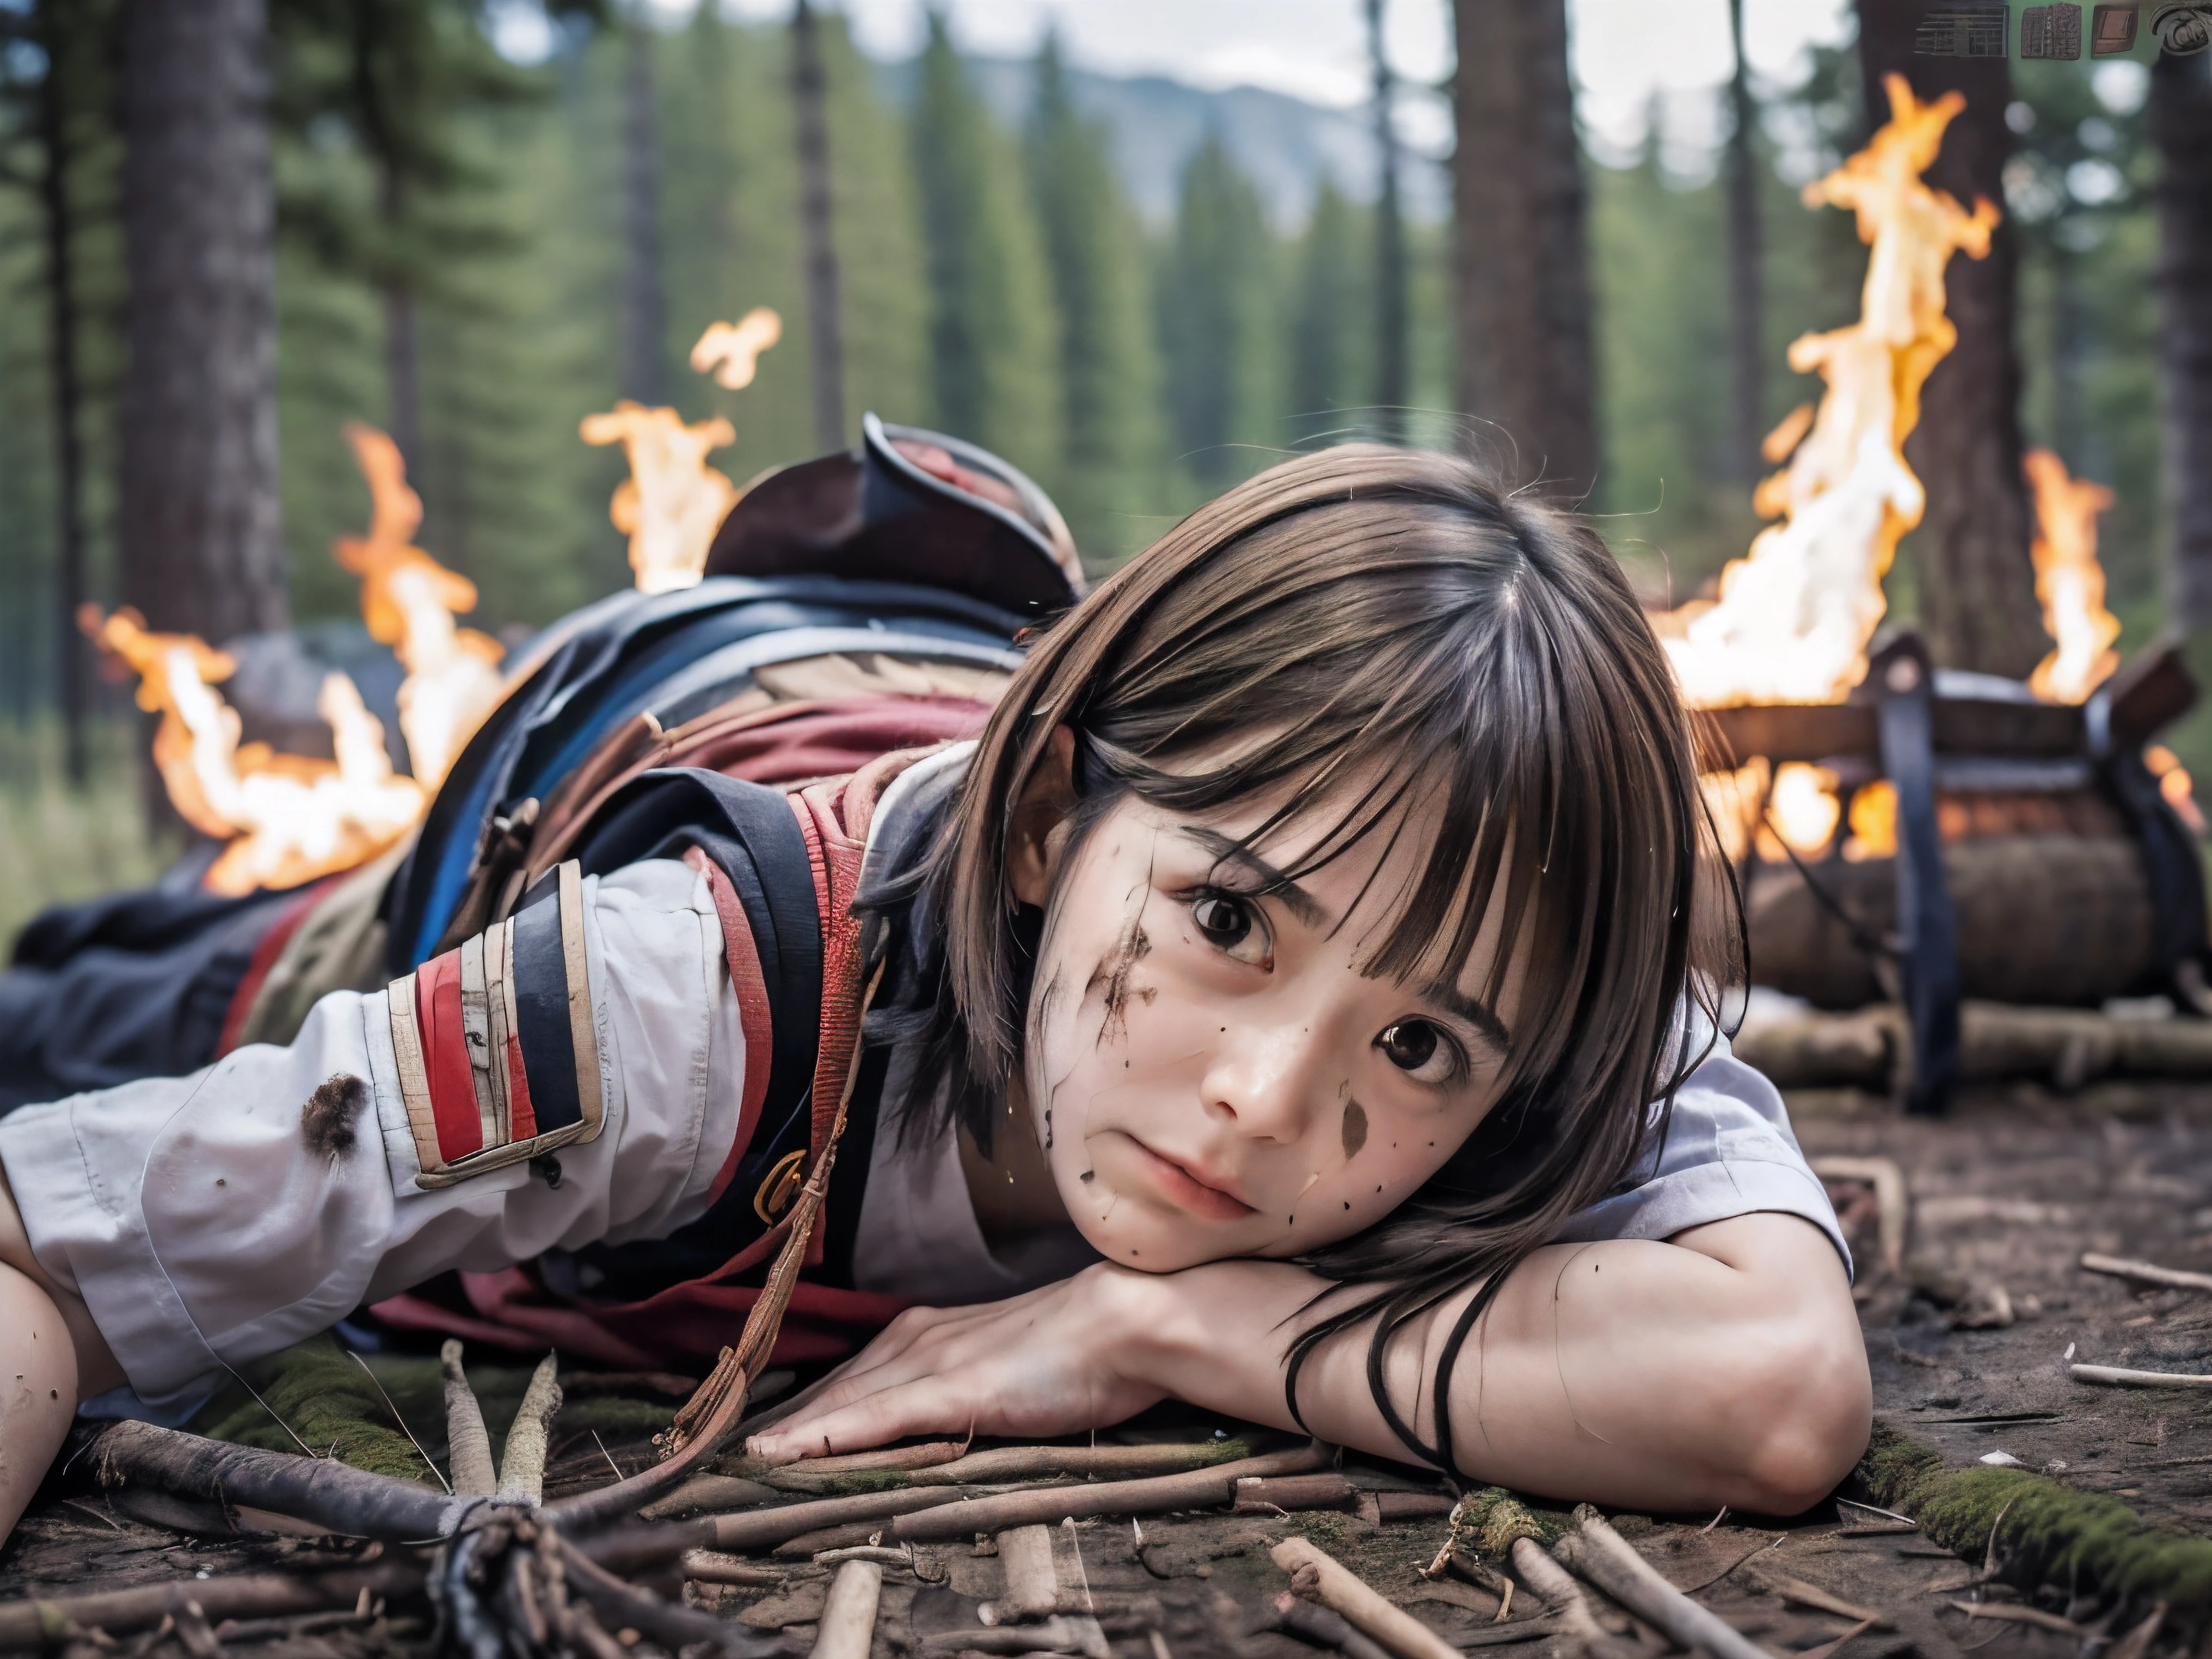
[1012,758,1526,1274]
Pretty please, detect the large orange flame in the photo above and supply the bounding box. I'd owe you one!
[2023,448,2121,704]
[1662,75,2000,709]
[332,423,507,790]
[580,401,740,594]
[93,423,508,895]
[84,607,426,895]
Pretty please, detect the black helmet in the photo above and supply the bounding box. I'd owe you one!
[702,413,1084,617]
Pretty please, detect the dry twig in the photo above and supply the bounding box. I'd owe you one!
[1551,1506,1777,1659]
[1272,1592,1394,1659]
[441,1338,496,1498]
[497,1353,564,1503]
[2081,1252,2212,1294]
[809,1560,884,1659]
[983,1526,1060,1623]
[891,1443,1328,1543]
[2070,1363,2212,1389]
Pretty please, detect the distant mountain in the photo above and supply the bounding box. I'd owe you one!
[870,53,1449,230]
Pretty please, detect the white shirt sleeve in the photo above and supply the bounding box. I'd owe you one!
[1549,1027,1852,1277]
[0,860,744,1414]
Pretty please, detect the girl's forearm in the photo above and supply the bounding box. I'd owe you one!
[1127,1213,1869,1513]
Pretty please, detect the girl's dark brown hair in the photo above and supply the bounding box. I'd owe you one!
[882,444,1740,1471]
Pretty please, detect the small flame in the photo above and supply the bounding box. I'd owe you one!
[1844,780,1898,861]
[690,308,783,390]
[332,423,507,791]
[580,401,740,594]
[1766,764,1843,859]
[84,607,426,896]
[2147,746,2205,835]
[2023,448,2121,704]
[1661,76,2000,709]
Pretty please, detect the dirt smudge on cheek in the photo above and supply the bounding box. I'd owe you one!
[1087,918,1154,1049]
[1341,1099,1368,1162]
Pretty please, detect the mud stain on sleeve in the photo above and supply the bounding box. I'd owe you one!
[303,1073,368,1160]
[1341,1099,1368,1162]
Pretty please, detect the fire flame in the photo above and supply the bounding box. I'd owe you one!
[84,607,426,896]
[580,401,741,594]
[2147,746,2205,835]
[1661,75,1999,709]
[89,422,508,895]
[332,423,507,790]
[691,308,783,390]
[2023,448,2121,704]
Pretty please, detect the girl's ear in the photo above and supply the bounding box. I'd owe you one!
[1007,725,1079,908]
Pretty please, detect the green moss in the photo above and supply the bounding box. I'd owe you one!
[1457,1486,1571,1557]
[1858,1421,2212,1615]
[189,1333,444,1483]
[1286,1511,1355,1547]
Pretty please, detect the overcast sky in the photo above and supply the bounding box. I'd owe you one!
[679,0,1861,156]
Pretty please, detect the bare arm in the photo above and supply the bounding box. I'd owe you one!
[753,1212,1870,1514]
[0,1167,125,1541]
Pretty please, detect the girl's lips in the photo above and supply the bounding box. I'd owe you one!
[1124,1135,1257,1220]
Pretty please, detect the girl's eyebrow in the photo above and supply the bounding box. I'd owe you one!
[1416,980,1511,1053]
[1177,827,1327,926]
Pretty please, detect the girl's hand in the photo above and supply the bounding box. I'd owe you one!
[747,1263,1176,1461]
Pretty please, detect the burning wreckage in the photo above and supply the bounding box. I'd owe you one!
[10,74,2212,1659]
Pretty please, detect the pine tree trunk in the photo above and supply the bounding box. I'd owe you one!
[1366,0,1407,445]
[620,15,668,407]
[378,168,422,477]
[35,0,90,783]
[1855,0,2044,677]
[1723,0,1765,483]
[117,0,286,643]
[791,0,845,452]
[1451,0,1598,494]
[2153,49,2212,630]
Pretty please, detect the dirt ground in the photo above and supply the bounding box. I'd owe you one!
[6,1080,2211,1658]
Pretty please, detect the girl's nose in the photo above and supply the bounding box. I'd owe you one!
[1197,1018,1333,1144]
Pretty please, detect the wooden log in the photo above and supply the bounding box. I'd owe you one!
[1747,835,2154,1010]
[1733,1001,2212,1090]
[888,1444,1329,1543]
[809,1560,883,1659]
[1232,1473,1363,1515]
[1271,1537,1460,1659]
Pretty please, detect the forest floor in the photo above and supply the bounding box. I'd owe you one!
[7,1079,2212,1659]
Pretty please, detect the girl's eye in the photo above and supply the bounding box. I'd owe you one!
[1376,1020,1460,1085]
[1191,894,1272,966]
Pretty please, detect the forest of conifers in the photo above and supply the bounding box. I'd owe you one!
[0,4,2174,765]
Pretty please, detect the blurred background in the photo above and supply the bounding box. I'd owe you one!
[0,0,2184,938]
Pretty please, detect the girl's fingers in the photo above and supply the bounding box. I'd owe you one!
[757,1377,973,1460]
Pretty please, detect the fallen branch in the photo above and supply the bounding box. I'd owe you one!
[890,1443,1329,1543]
[2080,1253,2212,1295]
[555,1532,777,1656]
[684,1551,812,1587]
[1232,1473,1361,1516]
[1551,1506,1777,1659]
[712,1485,980,1554]
[1272,1537,1460,1659]
[1808,1156,1907,1275]
[984,1525,1059,1623]
[90,1420,468,1541]
[0,1562,420,1650]
[640,1474,781,1520]
[1271,1590,1393,1659]
[2070,1363,2212,1390]
[810,1559,884,1659]
[767,1441,1250,1492]
[755,1441,967,1489]
[497,1353,564,1504]
[443,1340,496,1497]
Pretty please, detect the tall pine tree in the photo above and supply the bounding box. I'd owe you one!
[1286,178,1372,444]
[1026,33,1159,563]
[1160,133,1277,492]
[911,14,1060,484]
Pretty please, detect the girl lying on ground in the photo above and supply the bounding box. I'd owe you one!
[0,445,1869,1544]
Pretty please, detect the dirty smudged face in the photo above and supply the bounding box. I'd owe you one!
[1012,783,1526,1275]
